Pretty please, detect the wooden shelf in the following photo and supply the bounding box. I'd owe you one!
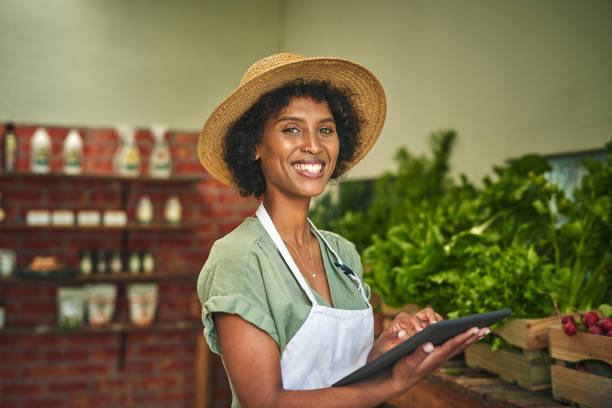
[0,171,202,183]
[0,320,200,335]
[0,222,199,232]
[0,272,198,285]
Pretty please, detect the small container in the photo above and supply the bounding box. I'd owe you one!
[164,196,182,224]
[63,129,83,175]
[128,252,140,275]
[95,250,106,274]
[110,251,122,274]
[136,195,153,224]
[79,251,92,275]
[142,252,154,275]
[31,128,51,173]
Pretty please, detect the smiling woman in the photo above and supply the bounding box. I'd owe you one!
[223,80,361,199]
[196,53,489,408]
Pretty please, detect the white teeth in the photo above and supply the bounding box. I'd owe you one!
[293,163,322,173]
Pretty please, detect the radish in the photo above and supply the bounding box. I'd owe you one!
[600,317,612,333]
[561,315,575,325]
[588,325,602,335]
[583,311,599,327]
[564,321,577,336]
[607,330,612,337]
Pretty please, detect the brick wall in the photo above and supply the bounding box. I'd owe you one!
[0,123,256,407]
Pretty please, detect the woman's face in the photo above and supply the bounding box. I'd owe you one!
[255,95,339,201]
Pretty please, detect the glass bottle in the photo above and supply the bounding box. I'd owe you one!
[2,123,18,172]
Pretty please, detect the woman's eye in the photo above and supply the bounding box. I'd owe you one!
[282,127,300,134]
[319,127,335,135]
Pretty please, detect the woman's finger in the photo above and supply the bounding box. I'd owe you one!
[416,307,440,325]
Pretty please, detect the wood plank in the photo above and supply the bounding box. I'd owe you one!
[549,326,612,365]
[465,343,552,390]
[551,365,612,408]
[495,315,561,350]
[388,380,493,408]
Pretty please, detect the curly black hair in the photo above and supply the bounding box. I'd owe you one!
[223,80,362,198]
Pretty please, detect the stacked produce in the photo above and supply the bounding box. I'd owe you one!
[562,306,612,337]
[311,133,612,340]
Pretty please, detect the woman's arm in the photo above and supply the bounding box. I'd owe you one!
[216,312,487,408]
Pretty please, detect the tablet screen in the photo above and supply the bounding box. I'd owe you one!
[333,308,512,387]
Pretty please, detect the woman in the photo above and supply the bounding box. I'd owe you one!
[197,53,489,407]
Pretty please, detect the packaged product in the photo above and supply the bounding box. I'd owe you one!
[85,284,117,326]
[127,283,158,327]
[57,287,85,328]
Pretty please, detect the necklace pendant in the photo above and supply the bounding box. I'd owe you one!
[312,273,316,278]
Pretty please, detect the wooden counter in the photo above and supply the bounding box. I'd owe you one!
[388,361,568,408]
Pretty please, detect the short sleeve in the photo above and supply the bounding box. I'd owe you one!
[197,240,279,355]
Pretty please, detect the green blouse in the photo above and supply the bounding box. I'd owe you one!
[197,216,371,356]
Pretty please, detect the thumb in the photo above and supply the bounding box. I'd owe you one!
[405,342,434,365]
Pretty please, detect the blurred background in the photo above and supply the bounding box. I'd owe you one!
[1,1,611,407]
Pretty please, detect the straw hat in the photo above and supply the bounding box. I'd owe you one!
[198,53,386,187]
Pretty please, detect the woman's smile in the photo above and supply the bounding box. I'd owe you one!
[256,95,339,199]
[291,159,325,177]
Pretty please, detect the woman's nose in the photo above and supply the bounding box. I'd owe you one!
[303,129,322,154]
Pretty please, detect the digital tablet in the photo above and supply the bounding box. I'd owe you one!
[332,308,512,386]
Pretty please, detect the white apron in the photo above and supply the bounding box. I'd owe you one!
[256,204,374,390]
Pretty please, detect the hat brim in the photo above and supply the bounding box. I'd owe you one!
[198,57,386,187]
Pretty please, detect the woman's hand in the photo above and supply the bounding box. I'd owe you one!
[388,326,490,395]
[369,307,443,361]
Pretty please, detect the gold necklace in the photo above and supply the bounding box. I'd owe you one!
[283,236,317,278]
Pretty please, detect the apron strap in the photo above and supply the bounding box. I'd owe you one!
[256,203,370,305]
[307,218,369,302]
[256,204,318,305]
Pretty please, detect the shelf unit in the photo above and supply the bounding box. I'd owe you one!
[0,171,202,183]
[0,171,202,322]
[0,271,197,285]
[0,170,205,375]
[0,222,200,232]
[0,320,199,335]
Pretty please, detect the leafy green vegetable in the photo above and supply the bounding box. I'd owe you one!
[311,132,612,318]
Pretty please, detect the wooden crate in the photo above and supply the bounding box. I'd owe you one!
[551,365,612,408]
[494,315,562,350]
[549,326,612,408]
[465,342,554,391]
[549,326,612,366]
